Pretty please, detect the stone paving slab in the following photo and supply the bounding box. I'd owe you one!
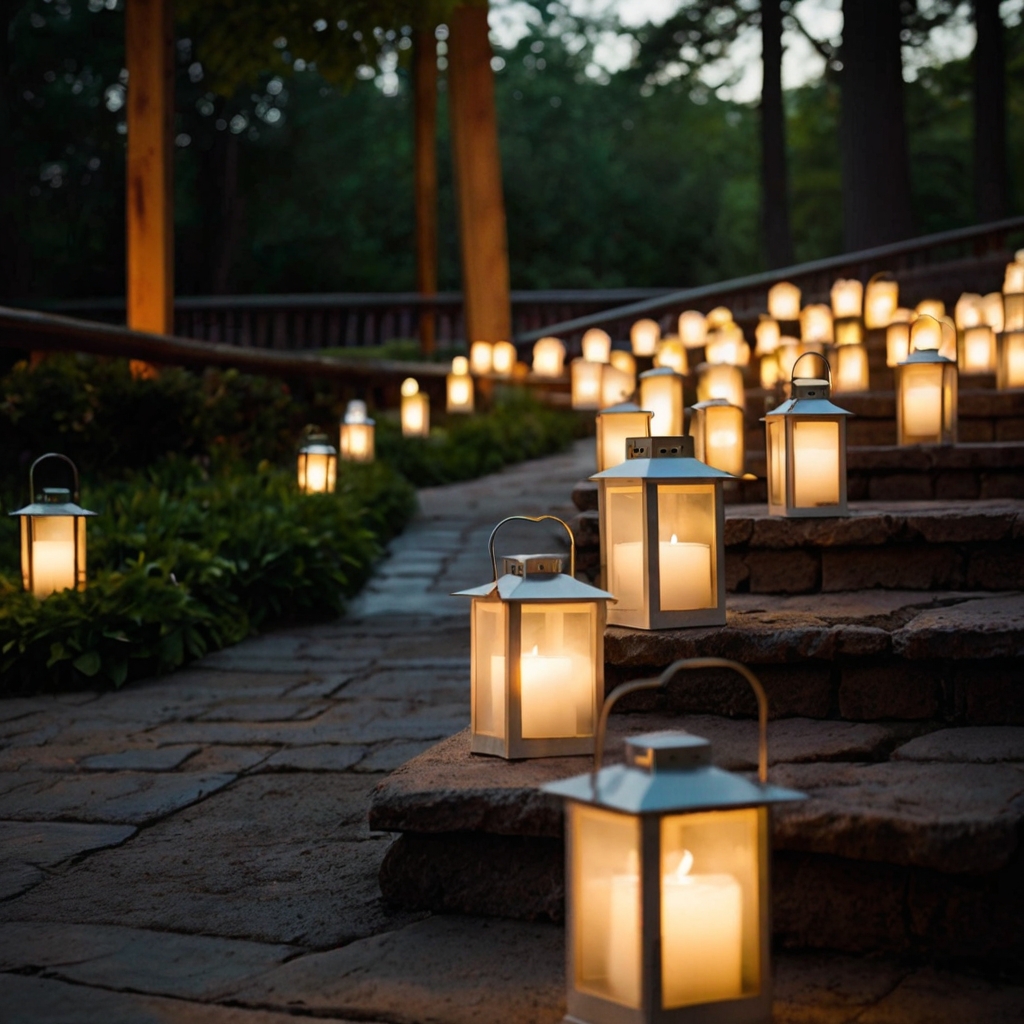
[892,725,1024,762]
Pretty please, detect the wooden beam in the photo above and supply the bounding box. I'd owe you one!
[446,4,512,346]
[126,0,174,360]
[414,28,439,357]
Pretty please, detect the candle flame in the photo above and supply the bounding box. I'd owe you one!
[670,534,678,545]
[529,644,539,656]
[674,849,695,881]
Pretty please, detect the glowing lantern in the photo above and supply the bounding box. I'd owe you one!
[704,323,750,366]
[981,292,1005,334]
[678,310,707,349]
[492,341,517,377]
[592,435,730,630]
[1004,259,1024,331]
[896,318,958,446]
[831,278,863,319]
[997,332,1024,390]
[583,329,613,364]
[764,355,851,518]
[886,322,910,368]
[545,657,804,1024]
[1005,260,1024,295]
[955,293,983,330]
[799,304,833,344]
[654,337,688,375]
[572,359,604,410]
[639,368,685,436]
[401,377,430,437]
[834,319,864,347]
[339,400,375,463]
[596,402,654,473]
[916,299,945,320]
[10,454,95,599]
[469,340,493,375]
[696,363,745,410]
[454,515,612,759]
[833,344,870,393]
[447,356,475,413]
[610,349,637,379]
[297,430,338,494]
[754,316,780,355]
[532,336,566,377]
[864,274,899,329]
[631,319,661,357]
[759,352,780,389]
[601,364,635,408]
[938,315,959,361]
[691,399,745,477]
[892,307,913,323]
[959,325,997,375]
[767,281,801,322]
[775,338,800,380]
[706,306,733,329]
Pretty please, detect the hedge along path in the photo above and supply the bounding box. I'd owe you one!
[0,438,593,1023]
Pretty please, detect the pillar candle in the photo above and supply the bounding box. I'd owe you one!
[659,536,712,610]
[519,646,575,738]
[903,381,942,438]
[607,869,642,1006]
[31,539,76,598]
[792,421,840,507]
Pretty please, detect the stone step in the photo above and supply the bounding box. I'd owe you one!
[570,499,1024,594]
[369,719,1024,975]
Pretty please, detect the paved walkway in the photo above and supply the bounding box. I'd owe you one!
[2,438,1023,1023]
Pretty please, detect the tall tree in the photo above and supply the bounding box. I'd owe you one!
[760,0,793,267]
[973,0,1008,222]
[838,0,914,251]
[413,28,439,355]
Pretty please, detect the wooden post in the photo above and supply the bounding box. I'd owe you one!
[446,4,512,346]
[414,28,438,357]
[126,0,174,375]
[973,0,1008,223]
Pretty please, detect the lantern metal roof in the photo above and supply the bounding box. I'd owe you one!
[543,730,804,814]
[591,435,734,482]
[454,553,613,603]
[899,348,956,366]
[299,435,338,456]
[9,487,97,519]
[638,366,683,381]
[597,401,652,417]
[764,377,853,419]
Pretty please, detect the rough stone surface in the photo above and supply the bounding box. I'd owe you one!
[892,726,1024,763]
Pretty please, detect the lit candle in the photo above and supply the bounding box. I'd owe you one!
[31,539,75,598]
[304,455,329,493]
[519,645,575,738]
[792,421,840,507]
[606,851,642,1006]
[963,325,995,373]
[659,535,712,610]
[902,380,942,438]
[347,426,369,457]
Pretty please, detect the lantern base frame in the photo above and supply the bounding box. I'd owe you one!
[470,732,596,761]
[606,606,727,631]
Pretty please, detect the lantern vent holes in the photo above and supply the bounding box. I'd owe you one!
[502,554,565,577]
[42,487,72,504]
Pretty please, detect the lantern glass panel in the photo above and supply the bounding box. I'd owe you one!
[639,372,683,435]
[472,600,507,739]
[886,323,910,367]
[792,420,841,508]
[656,484,716,611]
[598,411,651,473]
[298,451,336,493]
[900,363,944,441]
[960,326,996,374]
[1005,294,1024,332]
[29,515,76,598]
[607,484,645,613]
[77,516,87,589]
[469,341,493,375]
[571,804,642,1009]
[767,418,786,508]
[447,373,474,413]
[571,359,603,410]
[341,422,375,462]
[999,331,1024,389]
[660,807,762,1009]
[519,603,596,738]
[696,403,744,477]
[19,518,29,591]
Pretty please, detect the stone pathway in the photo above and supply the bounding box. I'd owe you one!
[2,437,1023,1022]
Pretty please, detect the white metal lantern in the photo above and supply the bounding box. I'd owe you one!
[886,322,910,368]
[896,321,958,446]
[446,356,475,413]
[639,368,685,436]
[864,273,898,329]
[544,657,804,1024]
[297,430,338,494]
[492,340,517,377]
[631,319,661,357]
[601,364,635,408]
[469,340,494,376]
[597,403,654,473]
[678,310,707,349]
[998,331,1024,390]
[654,337,688,376]
[583,328,613,364]
[696,363,745,410]
[831,278,863,319]
[704,323,750,366]
[764,355,851,518]
[572,359,605,410]
[959,325,997,375]
[454,515,612,759]
[400,377,430,437]
[833,343,870,393]
[592,435,731,630]
[754,316,780,356]
[916,299,945,320]
[532,336,566,377]
[339,400,376,463]
[691,399,745,477]
[767,281,800,322]
[799,304,833,344]
[10,454,96,599]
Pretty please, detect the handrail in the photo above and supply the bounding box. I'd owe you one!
[513,214,1024,344]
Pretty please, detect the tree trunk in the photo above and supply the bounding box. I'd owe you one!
[446,4,512,345]
[973,0,1008,223]
[414,28,438,357]
[0,1,31,305]
[839,0,914,251]
[760,0,793,268]
[126,0,174,349]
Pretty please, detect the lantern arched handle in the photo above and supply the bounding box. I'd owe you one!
[487,514,575,582]
[593,657,769,786]
[790,351,832,386]
[28,453,80,503]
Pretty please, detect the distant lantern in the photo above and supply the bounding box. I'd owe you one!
[767,281,801,322]
[610,349,637,378]
[691,399,745,477]
[10,453,96,599]
[447,356,475,413]
[469,340,493,375]
[775,338,800,381]
[1005,259,1024,295]
[532,336,566,377]
[706,306,733,329]
[582,328,613,364]
[954,293,983,330]
[916,298,945,320]
[998,331,1024,390]
[959,325,997,375]
[834,319,864,347]
[831,278,863,319]
[596,402,654,473]
[631,319,661,357]
[982,292,1005,334]
[833,343,870,393]
[639,367,685,436]
[1005,260,1024,331]
[799,304,833,344]
[886,322,910,368]
[492,340,517,377]
[678,310,707,349]
[864,274,899,329]
[572,358,604,410]
[339,400,376,463]
[755,316,781,356]
[297,430,338,494]
[401,377,430,437]
[654,337,688,376]
[892,307,913,323]
[544,657,804,1024]
[938,315,959,361]
[454,515,612,760]
[704,323,750,366]
[896,317,958,446]
[759,352,781,389]
[592,435,731,630]
[764,355,852,518]
[696,362,745,410]
[601,364,635,408]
